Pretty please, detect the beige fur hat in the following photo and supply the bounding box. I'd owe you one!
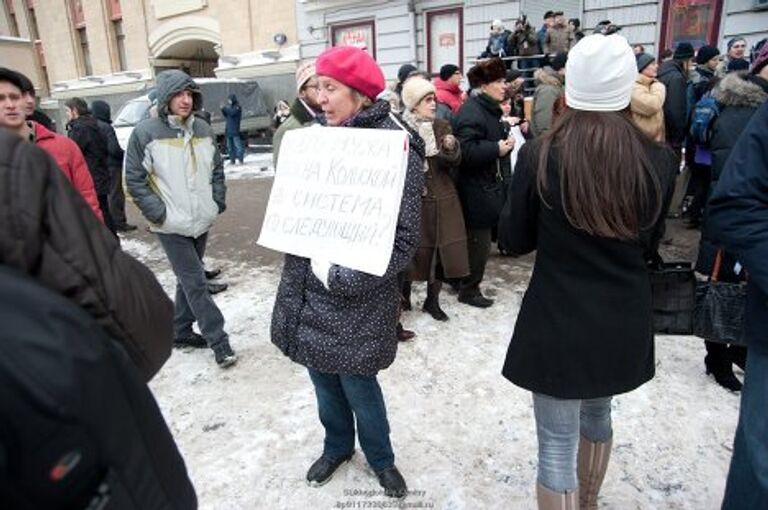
[401,76,436,111]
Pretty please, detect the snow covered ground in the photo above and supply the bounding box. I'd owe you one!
[120,220,742,510]
[222,153,275,180]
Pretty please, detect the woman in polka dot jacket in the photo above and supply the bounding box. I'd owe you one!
[270,47,425,498]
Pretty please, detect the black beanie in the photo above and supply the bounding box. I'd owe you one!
[674,42,695,60]
[696,45,720,65]
[397,64,418,83]
[551,51,568,71]
[439,64,460,81]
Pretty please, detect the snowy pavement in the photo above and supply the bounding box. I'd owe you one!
[121,220,741,510]
[222,153,275,180]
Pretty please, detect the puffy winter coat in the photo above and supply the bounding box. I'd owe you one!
[125,70,226,238]
[91,100,124,172]
[709,101,768,355]
[657,60,691,148]
[33,121,103,221]
[696,73,768,279]
[530,67,564,137]
[498,137,677,398]
[270,100,425,376]
[67,115,110,195]
[0,129,174,381]
[631,74,666,142]
[452,93,508,229]
[434,78,464,113]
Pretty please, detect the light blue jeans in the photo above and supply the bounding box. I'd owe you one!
[533,393,613,492]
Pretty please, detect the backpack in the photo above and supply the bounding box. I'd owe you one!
[0,266,197,510]
[689,92,720,146]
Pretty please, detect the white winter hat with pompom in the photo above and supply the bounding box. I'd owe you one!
[565,34,637,112]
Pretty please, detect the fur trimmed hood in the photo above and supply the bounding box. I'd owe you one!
[534,66,563,87]
[713,73,768,109]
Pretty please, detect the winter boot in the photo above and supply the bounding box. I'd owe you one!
[536,482,578,510]
[423,282,448,321]
[705,342,742,392]
[213,341,237,368]
[306,451,354,487]
[577,436,612,510]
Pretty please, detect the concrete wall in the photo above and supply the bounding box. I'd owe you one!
[583,0,660,55]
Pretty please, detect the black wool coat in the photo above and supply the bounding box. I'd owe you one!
[498,138,677,399]
[452,94,508,229]
[270,101,425,376]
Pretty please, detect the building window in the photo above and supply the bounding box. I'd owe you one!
[112,19,127,71]
[331,20,376,57]
[25,0,40,40]
[4,0,19,37]
[78,27,93,76]
[659,0,724,52]
[426,8,463,76]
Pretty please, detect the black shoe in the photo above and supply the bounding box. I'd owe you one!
[174,332,208,348]
[458,294,494,308]
[213,341,237,368]
[376,466,408,499]
[115,223,137,233]
[208,282,228,295]
[306,452,353,487]
[422,299,449,321]
[205,268,222,280]
[705,355,742,392]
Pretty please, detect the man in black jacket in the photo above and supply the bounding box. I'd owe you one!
[91,100,136,233]
[657,42,694,155]
[66,97,115,233]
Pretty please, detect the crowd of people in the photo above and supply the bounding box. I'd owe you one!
[1,17,767,510]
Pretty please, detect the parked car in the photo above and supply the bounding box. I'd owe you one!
[113,78,271,151]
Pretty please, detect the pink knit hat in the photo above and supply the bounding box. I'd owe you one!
[316,46,385,101]
[295,60,316,92]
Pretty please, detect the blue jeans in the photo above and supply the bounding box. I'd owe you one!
[722,347,768,509]
[533,393,613,492]
[308,368,395,472]
[226,134,244,163]
[156,232,228,347]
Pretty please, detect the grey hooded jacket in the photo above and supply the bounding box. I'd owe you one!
[125,70,225,237]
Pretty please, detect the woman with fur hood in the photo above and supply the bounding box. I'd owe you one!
[529,52,567,137]
[695,47,768,392]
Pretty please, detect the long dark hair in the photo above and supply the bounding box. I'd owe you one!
[536,108,662,241]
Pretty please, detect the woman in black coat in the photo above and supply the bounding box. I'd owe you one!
[451,57,514,308]
[695,70,768,391]
[498,35,676,509]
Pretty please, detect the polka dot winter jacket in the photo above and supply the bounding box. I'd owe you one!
[270,100,425,376]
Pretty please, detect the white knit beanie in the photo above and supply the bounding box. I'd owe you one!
[401,76,436,111]
[565,34,637,112]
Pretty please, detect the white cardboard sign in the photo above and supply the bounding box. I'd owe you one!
[257,126,410,277]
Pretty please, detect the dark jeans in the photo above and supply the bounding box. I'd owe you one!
[308,368,395,473]
[108,165,128,228]
[722,347,768,509]
[458,227,492,298]
[97,193,116,235]
[226,134,244,163]
[156,232,227,347]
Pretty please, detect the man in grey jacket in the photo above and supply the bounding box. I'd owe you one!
[125,70,236,368]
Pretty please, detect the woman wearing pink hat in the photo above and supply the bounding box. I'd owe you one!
[498,34,677,509]
[270,46,425,499]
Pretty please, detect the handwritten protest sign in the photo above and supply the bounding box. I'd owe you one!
[257,126,409,276]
